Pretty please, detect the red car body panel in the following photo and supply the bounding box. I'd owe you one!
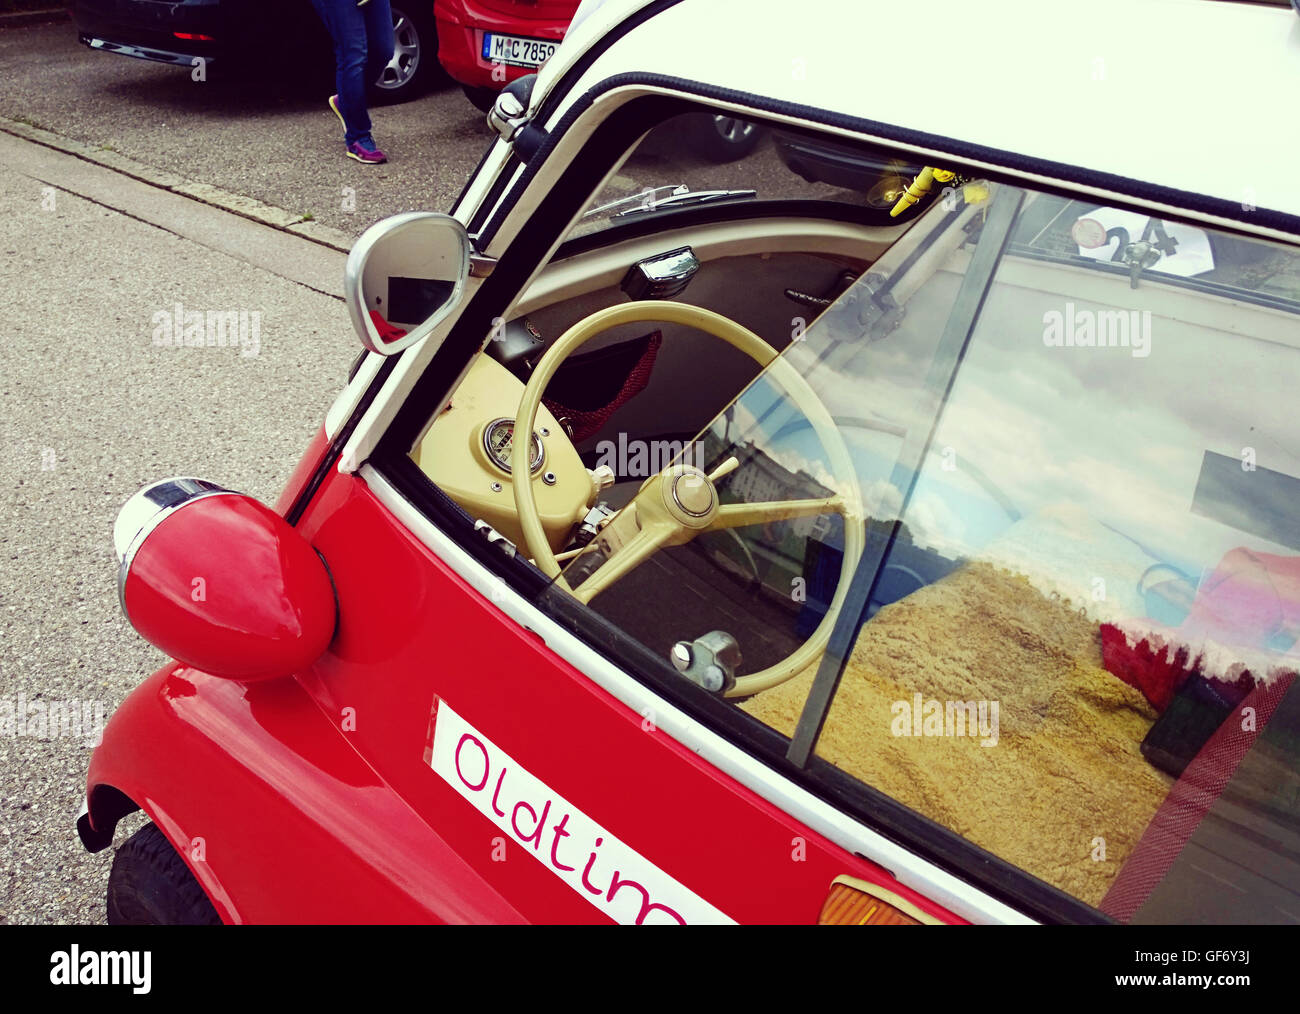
[84,658,528,924]
[433,0,578,91]
[272,425,330,517]
[86,459,965,924]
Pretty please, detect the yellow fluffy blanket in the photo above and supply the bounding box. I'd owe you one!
[742,561,1172,906]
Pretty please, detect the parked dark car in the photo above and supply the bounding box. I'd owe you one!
[71,0,443,103]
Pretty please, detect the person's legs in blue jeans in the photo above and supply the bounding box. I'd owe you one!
[312,0,392,147]
[361,0,395,101]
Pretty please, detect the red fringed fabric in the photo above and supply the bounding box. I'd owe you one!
[543,332,662,442]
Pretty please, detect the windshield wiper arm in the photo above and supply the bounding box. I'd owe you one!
[583,185,757,223]
[583,185,689,220]
[613,188,757,220]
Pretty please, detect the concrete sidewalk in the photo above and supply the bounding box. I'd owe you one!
[1,131,348,297]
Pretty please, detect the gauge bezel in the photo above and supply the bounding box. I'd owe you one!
[482,417,545,474]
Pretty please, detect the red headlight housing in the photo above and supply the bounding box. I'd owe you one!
[115,479,337,681]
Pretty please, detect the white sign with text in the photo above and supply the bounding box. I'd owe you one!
[429,701,733,925]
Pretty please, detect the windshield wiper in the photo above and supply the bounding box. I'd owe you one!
[582,185,757,222]
[614,188,757,220]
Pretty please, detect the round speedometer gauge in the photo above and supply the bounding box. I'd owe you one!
[482,418,545,474]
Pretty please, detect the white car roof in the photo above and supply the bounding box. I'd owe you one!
[543,0,1300,233]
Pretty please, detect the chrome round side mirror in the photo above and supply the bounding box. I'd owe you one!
[344,211,471,355]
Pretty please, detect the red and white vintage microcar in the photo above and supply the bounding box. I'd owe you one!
[83,0,1300,924]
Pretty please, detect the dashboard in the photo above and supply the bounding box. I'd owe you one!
[411,355,597,553]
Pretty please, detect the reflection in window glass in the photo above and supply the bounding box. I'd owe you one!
[738,188,1300,921]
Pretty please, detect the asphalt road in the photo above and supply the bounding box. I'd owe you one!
[0,17,822,240]
[0,18,498,237]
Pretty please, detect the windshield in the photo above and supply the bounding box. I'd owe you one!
[555,178,1300,923]
[567,114,914,239]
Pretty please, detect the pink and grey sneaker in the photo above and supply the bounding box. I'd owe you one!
[346,137,388,164]
[328,95,387,164]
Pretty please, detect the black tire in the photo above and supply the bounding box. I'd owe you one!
[106,823,221,926]
[369,4,445,105]
[683,113,763,163]
[462,85,499,114]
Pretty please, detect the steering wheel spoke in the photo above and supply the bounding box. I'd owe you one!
[708,495,845,532]
[570,515,677,604]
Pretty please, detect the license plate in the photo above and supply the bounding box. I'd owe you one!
[482,32,558,69]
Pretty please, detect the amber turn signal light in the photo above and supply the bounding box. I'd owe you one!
[818,876,942,925]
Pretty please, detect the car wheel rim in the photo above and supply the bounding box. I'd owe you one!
[712,116,754,145]
[375,12,420,90]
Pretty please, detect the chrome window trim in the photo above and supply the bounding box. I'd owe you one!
[114,479,237,619]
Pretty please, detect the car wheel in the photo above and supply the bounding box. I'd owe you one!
[684,113,763,163]
[370,4,444,104]
[106,822,221,926]
[462,85,500,114]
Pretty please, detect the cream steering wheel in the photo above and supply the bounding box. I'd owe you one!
[512,301,863,697]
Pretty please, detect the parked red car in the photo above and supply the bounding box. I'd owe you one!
[434,0,759,160]
[434,0,577,111]
[83,0,1300,926]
